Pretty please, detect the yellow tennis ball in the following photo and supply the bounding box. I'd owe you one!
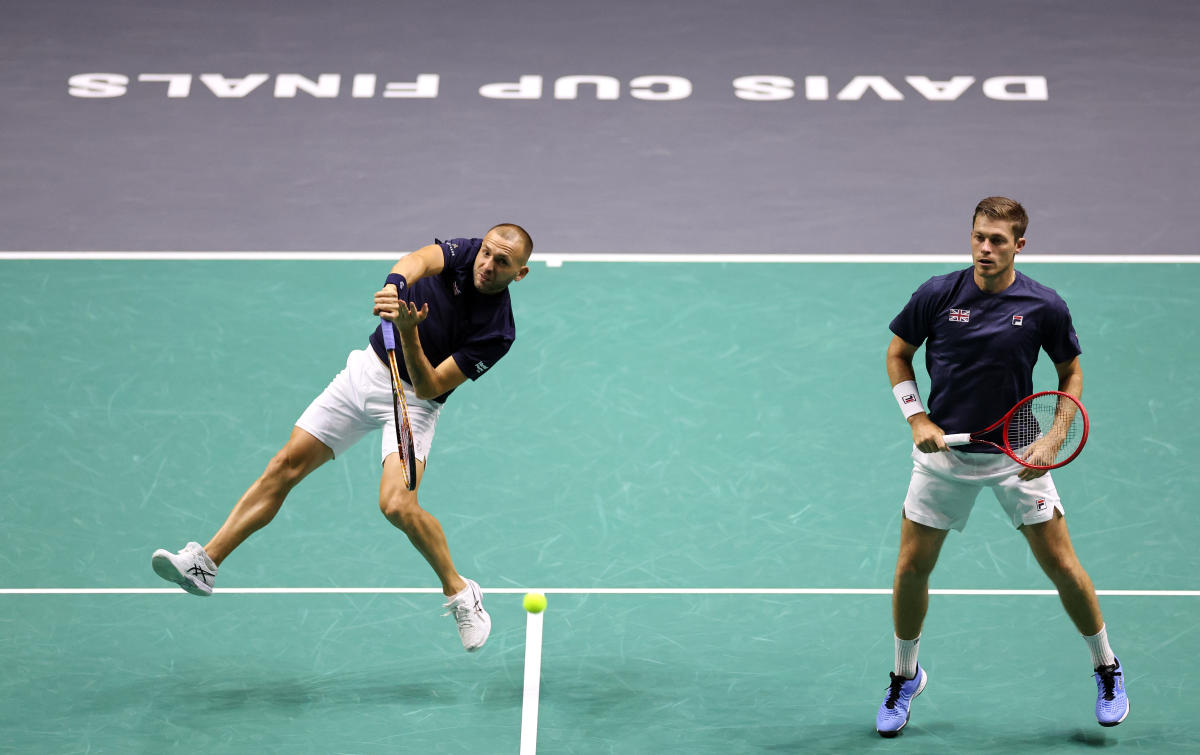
[523,592,547,613]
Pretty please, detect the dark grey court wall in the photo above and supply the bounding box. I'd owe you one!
[2,0,1198,254]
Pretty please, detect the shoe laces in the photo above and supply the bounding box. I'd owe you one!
[1096,664,1121,701]
[884,672,906,709]
[442,593,481,622]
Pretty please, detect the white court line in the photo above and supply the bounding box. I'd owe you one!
[520,611,545,755]
[0,587,1197,596]
[1,251,1200,263]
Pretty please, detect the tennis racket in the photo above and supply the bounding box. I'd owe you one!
[943,390,1089,470]
[381,317,417,490]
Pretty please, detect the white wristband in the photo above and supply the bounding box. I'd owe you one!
[892,380,926,419]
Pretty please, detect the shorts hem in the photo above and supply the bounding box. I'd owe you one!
[380,447,429,465]
[294,420,341,460]
[1016,500,1065,529]
[902,507,958,532]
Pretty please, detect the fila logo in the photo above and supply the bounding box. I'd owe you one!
[474,361,489,375]
[901,393,918,405]
[1012,315,1024,326]
[949,308,970,322]
[1035,498,1047,511]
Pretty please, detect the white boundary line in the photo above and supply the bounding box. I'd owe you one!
[520,611,545,755]
[1,251,1199,264]
[1,587,1196,596]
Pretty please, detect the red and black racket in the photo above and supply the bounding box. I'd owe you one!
[943,390,1089,470]
[381,317,417,490]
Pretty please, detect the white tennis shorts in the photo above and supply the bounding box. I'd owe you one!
[902,445,1064,532]
[296,347,441,463]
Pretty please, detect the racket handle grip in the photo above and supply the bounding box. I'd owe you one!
[943,433,971,447]
[380,316,396,350]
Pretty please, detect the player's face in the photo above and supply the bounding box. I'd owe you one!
[473,231,530,294]
[970,215,1025,288]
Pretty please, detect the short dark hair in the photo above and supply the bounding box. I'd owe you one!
[488,223,534,260]
[972,196,1028,240]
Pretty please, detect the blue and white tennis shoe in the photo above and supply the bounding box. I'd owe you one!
[875,664,927,737]
[1094,658,1130,727]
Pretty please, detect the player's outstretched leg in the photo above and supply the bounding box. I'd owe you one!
[442,577,492,652]
[151,542,218,596]
[1094,658,1129,726]
[380,454,491,652]
[875,664,927,737]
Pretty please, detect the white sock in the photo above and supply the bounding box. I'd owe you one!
[1084,624,1116,669]
[895,635,920,679]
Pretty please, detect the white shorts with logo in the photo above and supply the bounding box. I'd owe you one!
[295,347,441,463]
[902,446,1064,532]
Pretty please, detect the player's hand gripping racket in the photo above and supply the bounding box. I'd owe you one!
[381,317,417,490]
[943,390,1089,470]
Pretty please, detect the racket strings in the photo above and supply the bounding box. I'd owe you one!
[1008,394,1084,464]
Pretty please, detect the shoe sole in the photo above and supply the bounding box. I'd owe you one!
[1099,700,1129,727]
[151,550,213,596]
[877,670,928,738]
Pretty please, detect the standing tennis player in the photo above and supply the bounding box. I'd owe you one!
[151,223,532,653]
[874,198,1129,735]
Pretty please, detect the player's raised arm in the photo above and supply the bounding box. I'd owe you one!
[374,244,447,320]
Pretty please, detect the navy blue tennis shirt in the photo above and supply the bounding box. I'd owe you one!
[369,237,516,403]
[889,268,1081,452]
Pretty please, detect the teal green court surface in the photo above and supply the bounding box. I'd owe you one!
[2,259,1198,752]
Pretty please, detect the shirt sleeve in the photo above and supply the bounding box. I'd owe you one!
[1042,296,1082,363]
[451,335,513,381]
[888,279,938,346]
[436,237,474,273]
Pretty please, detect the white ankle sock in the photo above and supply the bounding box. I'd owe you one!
[895,635,920,679]
[1084,624,1116,669]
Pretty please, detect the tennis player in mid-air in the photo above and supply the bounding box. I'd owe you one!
[875,198,1129,735]
[152,223,532,653]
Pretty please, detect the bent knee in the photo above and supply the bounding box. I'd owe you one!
[379,492,421,527]
[263,449,312,488]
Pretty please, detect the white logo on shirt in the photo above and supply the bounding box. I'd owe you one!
[1012,315,1024,326]
[474,361,489,375]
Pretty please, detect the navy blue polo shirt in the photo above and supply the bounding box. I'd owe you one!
[369,237,516,403]
[889,268,1081,452]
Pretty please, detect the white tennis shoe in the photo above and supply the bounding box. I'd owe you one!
[443,577,491,652]
[151,541,218,596]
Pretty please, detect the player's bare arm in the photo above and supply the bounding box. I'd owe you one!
[1017,356,1084,480]
[378,301,469,401]
[373,244,447,319]
[887,334,948,453]
[1054,356,1083,400]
